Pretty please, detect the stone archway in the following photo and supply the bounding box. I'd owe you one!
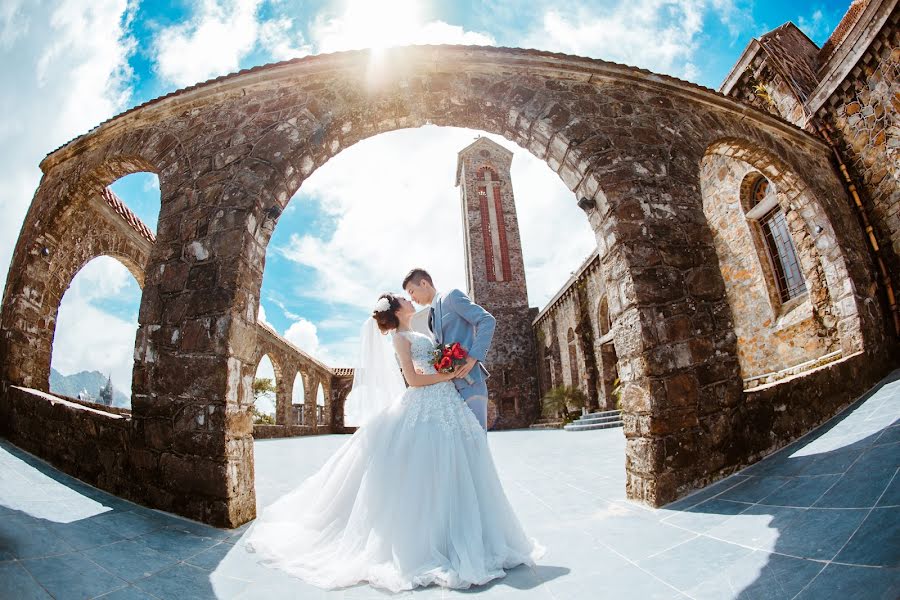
[1,45,890,526]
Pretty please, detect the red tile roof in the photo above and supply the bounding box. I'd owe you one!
[101,187,156,243]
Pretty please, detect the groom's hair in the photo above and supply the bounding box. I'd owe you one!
[402,268,433,289]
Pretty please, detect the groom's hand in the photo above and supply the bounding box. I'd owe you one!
[455,356,478,379]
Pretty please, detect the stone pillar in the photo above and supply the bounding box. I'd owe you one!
[275,365,295,426]
[130,173,267,527]
[587,170,743,506]
[303,375,318,430]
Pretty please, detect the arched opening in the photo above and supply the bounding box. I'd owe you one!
[701,139,854,384]
[42,171,160,409]
[742,173,807,306]
[253,355,278,425]
[291,372,305,425]
[597,296,619,411]
[49,256,141,408]
[566,327,579,389]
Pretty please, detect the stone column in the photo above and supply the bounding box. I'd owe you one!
[587,170,743,506]
[303,375,318,430]
[130,168,269,527]
[275,364,295,426]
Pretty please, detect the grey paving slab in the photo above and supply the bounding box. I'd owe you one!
[20,553,128,600]
[756,474,841,507]
[81,539,178,582]
[637,534,756,591]
[794,563,900,600]
[686,552,824,600]
[0,560,52,599]
[0,369,899,599]
[833,506,900,568]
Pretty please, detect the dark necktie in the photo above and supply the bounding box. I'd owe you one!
[428,307,435,333]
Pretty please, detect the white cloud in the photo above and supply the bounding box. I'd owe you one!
[270,126,596,364]
[259,15,312,61]
[0,0,135,305]
[257,303,269,325]
[797,9,830,44]
[284,318,321,353]
[153,0,263,87]
[513,0,754,82]
[51,257,141,400]
[525,1,704,79]
[310,0,494,53]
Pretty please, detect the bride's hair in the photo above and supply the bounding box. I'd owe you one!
[373,293,402,333]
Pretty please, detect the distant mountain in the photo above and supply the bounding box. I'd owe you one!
[49,368,131,408]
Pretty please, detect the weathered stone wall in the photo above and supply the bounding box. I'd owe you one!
[0,45,889,524]
[700,153,838,380]
[533,253,613,410]
[818,18,900,286]
[0,387,133,499]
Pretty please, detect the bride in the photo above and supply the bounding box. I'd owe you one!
[244,293,544,592]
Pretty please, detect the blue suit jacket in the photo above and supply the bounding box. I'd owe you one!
[431,289,496,392]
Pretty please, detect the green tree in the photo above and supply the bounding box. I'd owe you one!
[541,385,588,424]
[252,377,277,425]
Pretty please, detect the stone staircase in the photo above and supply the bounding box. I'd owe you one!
[563,409,624,432]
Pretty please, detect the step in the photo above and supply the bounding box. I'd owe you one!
[563,420,624,432]
[574,414,623,426]
[581,410,622,420]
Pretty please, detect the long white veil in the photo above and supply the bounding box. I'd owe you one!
[342,317,406,427]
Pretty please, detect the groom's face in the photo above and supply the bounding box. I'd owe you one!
[405,281,431,306]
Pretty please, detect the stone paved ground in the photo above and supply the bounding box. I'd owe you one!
[2,371,899,599]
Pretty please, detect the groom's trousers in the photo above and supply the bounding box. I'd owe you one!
[459,382,488,432]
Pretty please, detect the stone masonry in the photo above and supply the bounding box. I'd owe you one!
[721,0,900,318]
[0,43,892,526]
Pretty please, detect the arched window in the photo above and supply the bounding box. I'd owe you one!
[566,328,579,387]
[477,166,498,181]
[598,297,611,337]
[291,372,305,425]
[744,175,806,303]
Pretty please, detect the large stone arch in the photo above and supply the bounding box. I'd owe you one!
[1,46,891,527]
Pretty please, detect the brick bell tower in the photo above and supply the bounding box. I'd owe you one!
[456,137,539,430]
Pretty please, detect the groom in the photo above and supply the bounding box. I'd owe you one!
[403,268,495,431]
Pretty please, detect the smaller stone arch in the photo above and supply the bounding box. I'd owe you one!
[291,371,306,425]
[251,353,282,422]
[701,137,864,384]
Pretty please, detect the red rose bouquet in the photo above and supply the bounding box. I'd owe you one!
[431,342,473,383]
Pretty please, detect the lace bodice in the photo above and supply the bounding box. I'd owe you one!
[394,331,438,374]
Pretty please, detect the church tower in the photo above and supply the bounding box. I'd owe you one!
[456,137,539,429]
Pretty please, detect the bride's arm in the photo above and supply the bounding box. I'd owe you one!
[393,335,455,388]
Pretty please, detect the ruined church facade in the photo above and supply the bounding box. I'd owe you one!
[0,1,895,527]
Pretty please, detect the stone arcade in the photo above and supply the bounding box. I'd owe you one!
[1,10,897,527]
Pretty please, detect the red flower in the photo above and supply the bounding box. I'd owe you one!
[438,356,453,370]
[441,347,452,358]
[450,343,467,360]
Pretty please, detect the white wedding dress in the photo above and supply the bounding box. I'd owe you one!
[245,330,543,592]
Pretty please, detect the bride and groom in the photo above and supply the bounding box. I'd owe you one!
[245,268,543,592]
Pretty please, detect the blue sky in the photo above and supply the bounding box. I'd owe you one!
[0,0,851,403]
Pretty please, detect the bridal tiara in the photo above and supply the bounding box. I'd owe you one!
[373,297,392,313]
